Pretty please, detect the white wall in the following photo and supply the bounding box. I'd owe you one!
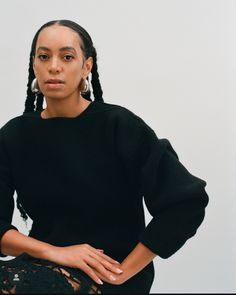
[0,0,235,293]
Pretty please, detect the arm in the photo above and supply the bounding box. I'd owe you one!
[93,242,156,285]
[1,229,125,286]
[115,111,209,259]
[108,110,209,284]
[1,229,54,258]
[0,127,53,259]
[114,242,156,284]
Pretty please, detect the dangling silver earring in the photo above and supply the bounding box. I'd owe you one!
[81,78,90,94]
[31,78,40,93]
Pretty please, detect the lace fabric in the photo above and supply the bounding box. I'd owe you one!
[0,252,101,294]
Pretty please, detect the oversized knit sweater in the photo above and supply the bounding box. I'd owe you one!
[0,100,209,292]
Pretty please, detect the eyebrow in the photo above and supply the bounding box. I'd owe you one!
[36,46,77,53]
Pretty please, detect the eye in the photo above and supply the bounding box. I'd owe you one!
[38,54,49,61]
[63,55,74,61]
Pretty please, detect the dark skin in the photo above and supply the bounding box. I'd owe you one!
[33,24,92,119]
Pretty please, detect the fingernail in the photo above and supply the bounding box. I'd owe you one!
[110,275,116,281]
[114,260,120,264]
[98,279,103,285]
[116,268,123,273]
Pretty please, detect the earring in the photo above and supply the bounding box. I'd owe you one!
[81,78,90,94]
[31,78,40,93]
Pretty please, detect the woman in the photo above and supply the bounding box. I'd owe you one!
[0,20,209,294]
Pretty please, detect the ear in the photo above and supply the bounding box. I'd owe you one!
[83,57,93,79]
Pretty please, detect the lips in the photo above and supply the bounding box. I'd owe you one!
[45,79,65,84]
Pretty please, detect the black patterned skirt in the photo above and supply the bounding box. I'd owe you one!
[0,252,101,294]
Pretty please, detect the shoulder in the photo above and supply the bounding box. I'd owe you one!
[95,101,132,116]
[101,101,153,132]
[0,115,24,135]
[104,101,139,118]
[104,101,162,150]
[105,101,179,159]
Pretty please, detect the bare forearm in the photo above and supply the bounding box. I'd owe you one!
[93,242,157,285]
[119,242,157,281]
[1,229,54,259]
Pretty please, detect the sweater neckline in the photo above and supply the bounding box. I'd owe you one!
[35,100,97,121]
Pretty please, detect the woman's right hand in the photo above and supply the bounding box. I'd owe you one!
[45,243,123,285]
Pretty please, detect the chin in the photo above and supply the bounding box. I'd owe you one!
[43,91,68,100]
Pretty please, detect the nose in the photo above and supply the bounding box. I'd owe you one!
[48,57,62,74]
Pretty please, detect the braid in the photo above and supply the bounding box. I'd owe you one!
[35,93,44,111]
[91,48,103,102]
[23,51,37,114]
[16,196,29,228]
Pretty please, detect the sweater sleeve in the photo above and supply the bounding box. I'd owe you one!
[115,109,209,259]
[0,129,18,257]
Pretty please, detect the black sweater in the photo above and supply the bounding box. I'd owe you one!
[0,100,209,292]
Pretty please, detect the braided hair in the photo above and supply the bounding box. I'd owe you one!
[19,20,104,226]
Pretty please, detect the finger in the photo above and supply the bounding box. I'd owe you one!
[98,252,120,265]
[89,252,123,275]
[90,248,120,264]
[92,251,121,268]
[87,244,120,264]
[85,255,118,283]
[79,263,104,285]
[93,268,114,285]
[100,259,123,274]
[93,267,121,285]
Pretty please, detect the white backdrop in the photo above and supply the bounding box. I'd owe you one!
[0,0,235,293]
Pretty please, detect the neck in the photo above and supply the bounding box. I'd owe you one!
[42,92,91,118]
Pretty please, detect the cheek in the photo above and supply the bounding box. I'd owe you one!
[35,70,45,86]
[69,67,83,84]
[34,64,45,80]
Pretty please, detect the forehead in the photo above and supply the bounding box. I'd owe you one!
[36,25,82,51]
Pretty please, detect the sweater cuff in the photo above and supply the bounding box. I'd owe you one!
[138,203,206,259]
[138,218,188,259]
